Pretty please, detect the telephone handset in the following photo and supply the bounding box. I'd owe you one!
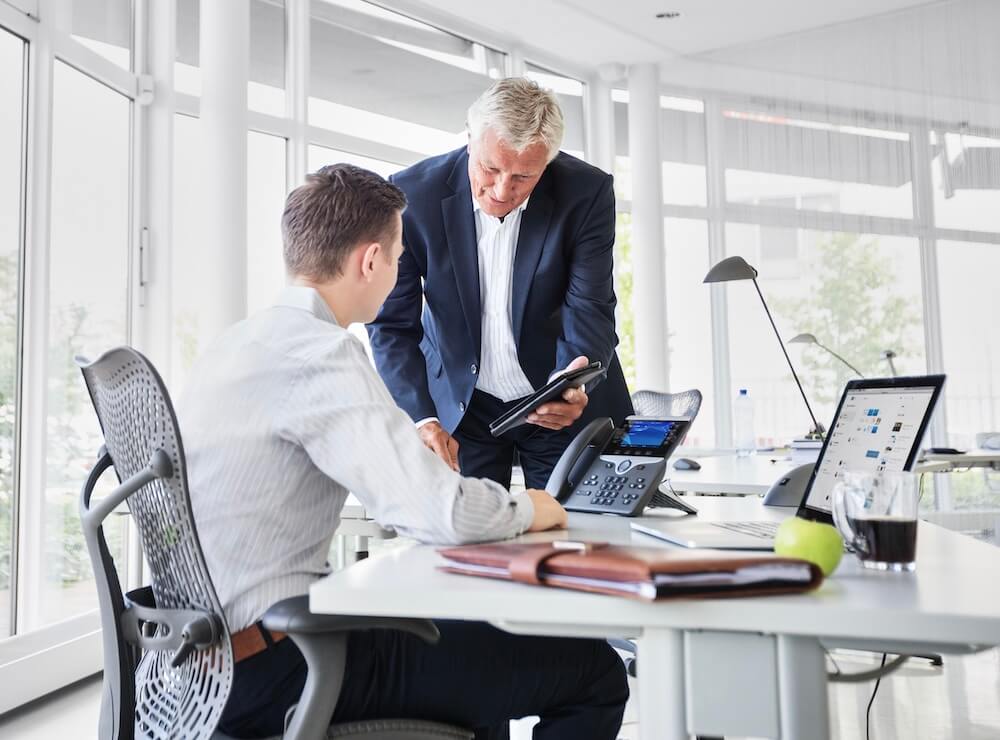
[545,416,693,517]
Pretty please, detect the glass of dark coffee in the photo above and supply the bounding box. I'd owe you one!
[831,471,919,572]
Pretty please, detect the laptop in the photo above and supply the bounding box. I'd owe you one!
[631,375,946,550]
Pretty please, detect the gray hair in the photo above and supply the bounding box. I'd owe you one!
[466,78,564,162]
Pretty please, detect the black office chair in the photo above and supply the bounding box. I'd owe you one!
[77,346,472,740]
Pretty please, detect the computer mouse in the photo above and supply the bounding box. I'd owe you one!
[672,457,701,471]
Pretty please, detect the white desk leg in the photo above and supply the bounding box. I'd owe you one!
[777,634,829,740]
[335,535,349,570]
[637,627,686,740]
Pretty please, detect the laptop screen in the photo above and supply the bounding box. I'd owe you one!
[801,378,944,516]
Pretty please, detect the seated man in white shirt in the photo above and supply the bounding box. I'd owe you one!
[178,164,628,740]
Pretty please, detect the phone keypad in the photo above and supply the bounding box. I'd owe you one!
[566,462,666,516]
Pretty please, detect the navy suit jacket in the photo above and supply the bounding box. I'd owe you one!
[367,147,633,434]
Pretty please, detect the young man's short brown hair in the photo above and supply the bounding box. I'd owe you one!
[281,164,407,280]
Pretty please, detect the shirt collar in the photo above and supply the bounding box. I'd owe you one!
[471,191,530,220]
[274,286,340,326]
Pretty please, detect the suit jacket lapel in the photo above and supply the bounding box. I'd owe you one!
[511,187,553,343]
[442,153,482,356]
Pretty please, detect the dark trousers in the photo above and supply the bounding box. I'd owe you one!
[218,620,628,740]
[455,390,577,490]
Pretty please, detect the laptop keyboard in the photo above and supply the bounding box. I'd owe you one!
[711,521,779,539]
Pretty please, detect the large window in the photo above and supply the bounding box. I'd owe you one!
[0,27,25,639]
[661,96,706,207]
[247,131,288,315]
[249,0,286,116]
[931,130,1000,233]
[724,110,913,220]
[726,225,925,446]
[307,145,400,178]
[525,62,585,159]
[36,61,131,629]
[171,113,208,386]
[612,91,707,206]
[71,0,131,69]
[176,0,286,112]
[309,0,502,156]
[937,240,1000,447]
[664,218,714,447]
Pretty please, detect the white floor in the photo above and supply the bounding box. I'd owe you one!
[2,648,998,739]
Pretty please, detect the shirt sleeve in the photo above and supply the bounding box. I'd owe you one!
[283,335,533,545]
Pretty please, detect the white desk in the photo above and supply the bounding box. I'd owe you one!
[663,453,801,496]
[917,448,1000,473]
[311,498,1000,740]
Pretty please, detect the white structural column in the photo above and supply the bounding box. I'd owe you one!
[585,68,616,175]
[627,63,669,391]
[286,0,310,189]
[200,0,250,338]
[138,0,175,377]
[704,95,733,446]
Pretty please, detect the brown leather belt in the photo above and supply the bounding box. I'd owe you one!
[231,622,288,663]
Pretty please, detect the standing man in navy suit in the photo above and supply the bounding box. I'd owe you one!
[368,78,632,489]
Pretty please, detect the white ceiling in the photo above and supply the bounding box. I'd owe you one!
[402,0,943,68]
[396,0,999,126]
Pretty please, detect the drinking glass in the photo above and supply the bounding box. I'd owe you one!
[831,470,919,572]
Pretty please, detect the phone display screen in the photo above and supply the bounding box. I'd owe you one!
[605,418,688,457]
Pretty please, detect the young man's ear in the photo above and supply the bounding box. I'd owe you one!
[359,242,381,282]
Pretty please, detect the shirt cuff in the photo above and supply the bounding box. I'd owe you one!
[415,416,440,429]
[509,490,535,535]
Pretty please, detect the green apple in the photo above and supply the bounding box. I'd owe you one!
[774,516,844,576]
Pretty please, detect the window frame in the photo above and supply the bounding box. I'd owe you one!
[0,0,142,713]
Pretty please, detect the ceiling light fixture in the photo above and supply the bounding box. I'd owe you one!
[655,11,680,19]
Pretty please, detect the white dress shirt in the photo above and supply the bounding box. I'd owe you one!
[414,195,537,428]
[472,194,535,402]
[178,287,534,631]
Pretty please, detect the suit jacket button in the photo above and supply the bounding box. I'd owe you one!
[459,402,466,412]
[471,363,478,375]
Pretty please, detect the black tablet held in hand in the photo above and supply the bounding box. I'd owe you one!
[488,361,607,437]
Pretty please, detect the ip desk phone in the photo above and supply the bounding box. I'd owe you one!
[544,416,694,516]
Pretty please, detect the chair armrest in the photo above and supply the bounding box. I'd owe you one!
[260,596,444,740]
[261,595,440,644]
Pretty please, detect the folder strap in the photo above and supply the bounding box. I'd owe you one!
[509,547,569,586]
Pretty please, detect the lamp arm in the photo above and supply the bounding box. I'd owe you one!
[752,279,823,437]
[815,341,865,378]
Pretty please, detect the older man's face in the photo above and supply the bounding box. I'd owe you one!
[468,127,549,218]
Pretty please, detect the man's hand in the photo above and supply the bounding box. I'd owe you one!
[524,489,568,532]
[418,421,460,471]
[527,355,590,431]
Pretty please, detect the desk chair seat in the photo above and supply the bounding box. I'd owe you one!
[213,719,471,740]
[77,346,472,740]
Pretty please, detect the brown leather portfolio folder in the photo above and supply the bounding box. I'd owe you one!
[438,541,823,601]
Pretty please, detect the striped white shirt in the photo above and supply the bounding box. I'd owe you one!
[473,194,535,402]
[178,287,534,631]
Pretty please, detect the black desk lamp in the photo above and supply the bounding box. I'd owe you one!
[704,256,824,439]
[789,333,865,378]
[881,349,899,377]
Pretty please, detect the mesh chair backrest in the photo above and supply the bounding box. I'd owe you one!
[631,389,703,420]
[79,347,232,740]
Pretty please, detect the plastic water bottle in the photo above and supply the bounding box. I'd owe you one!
[734,388,756,457]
